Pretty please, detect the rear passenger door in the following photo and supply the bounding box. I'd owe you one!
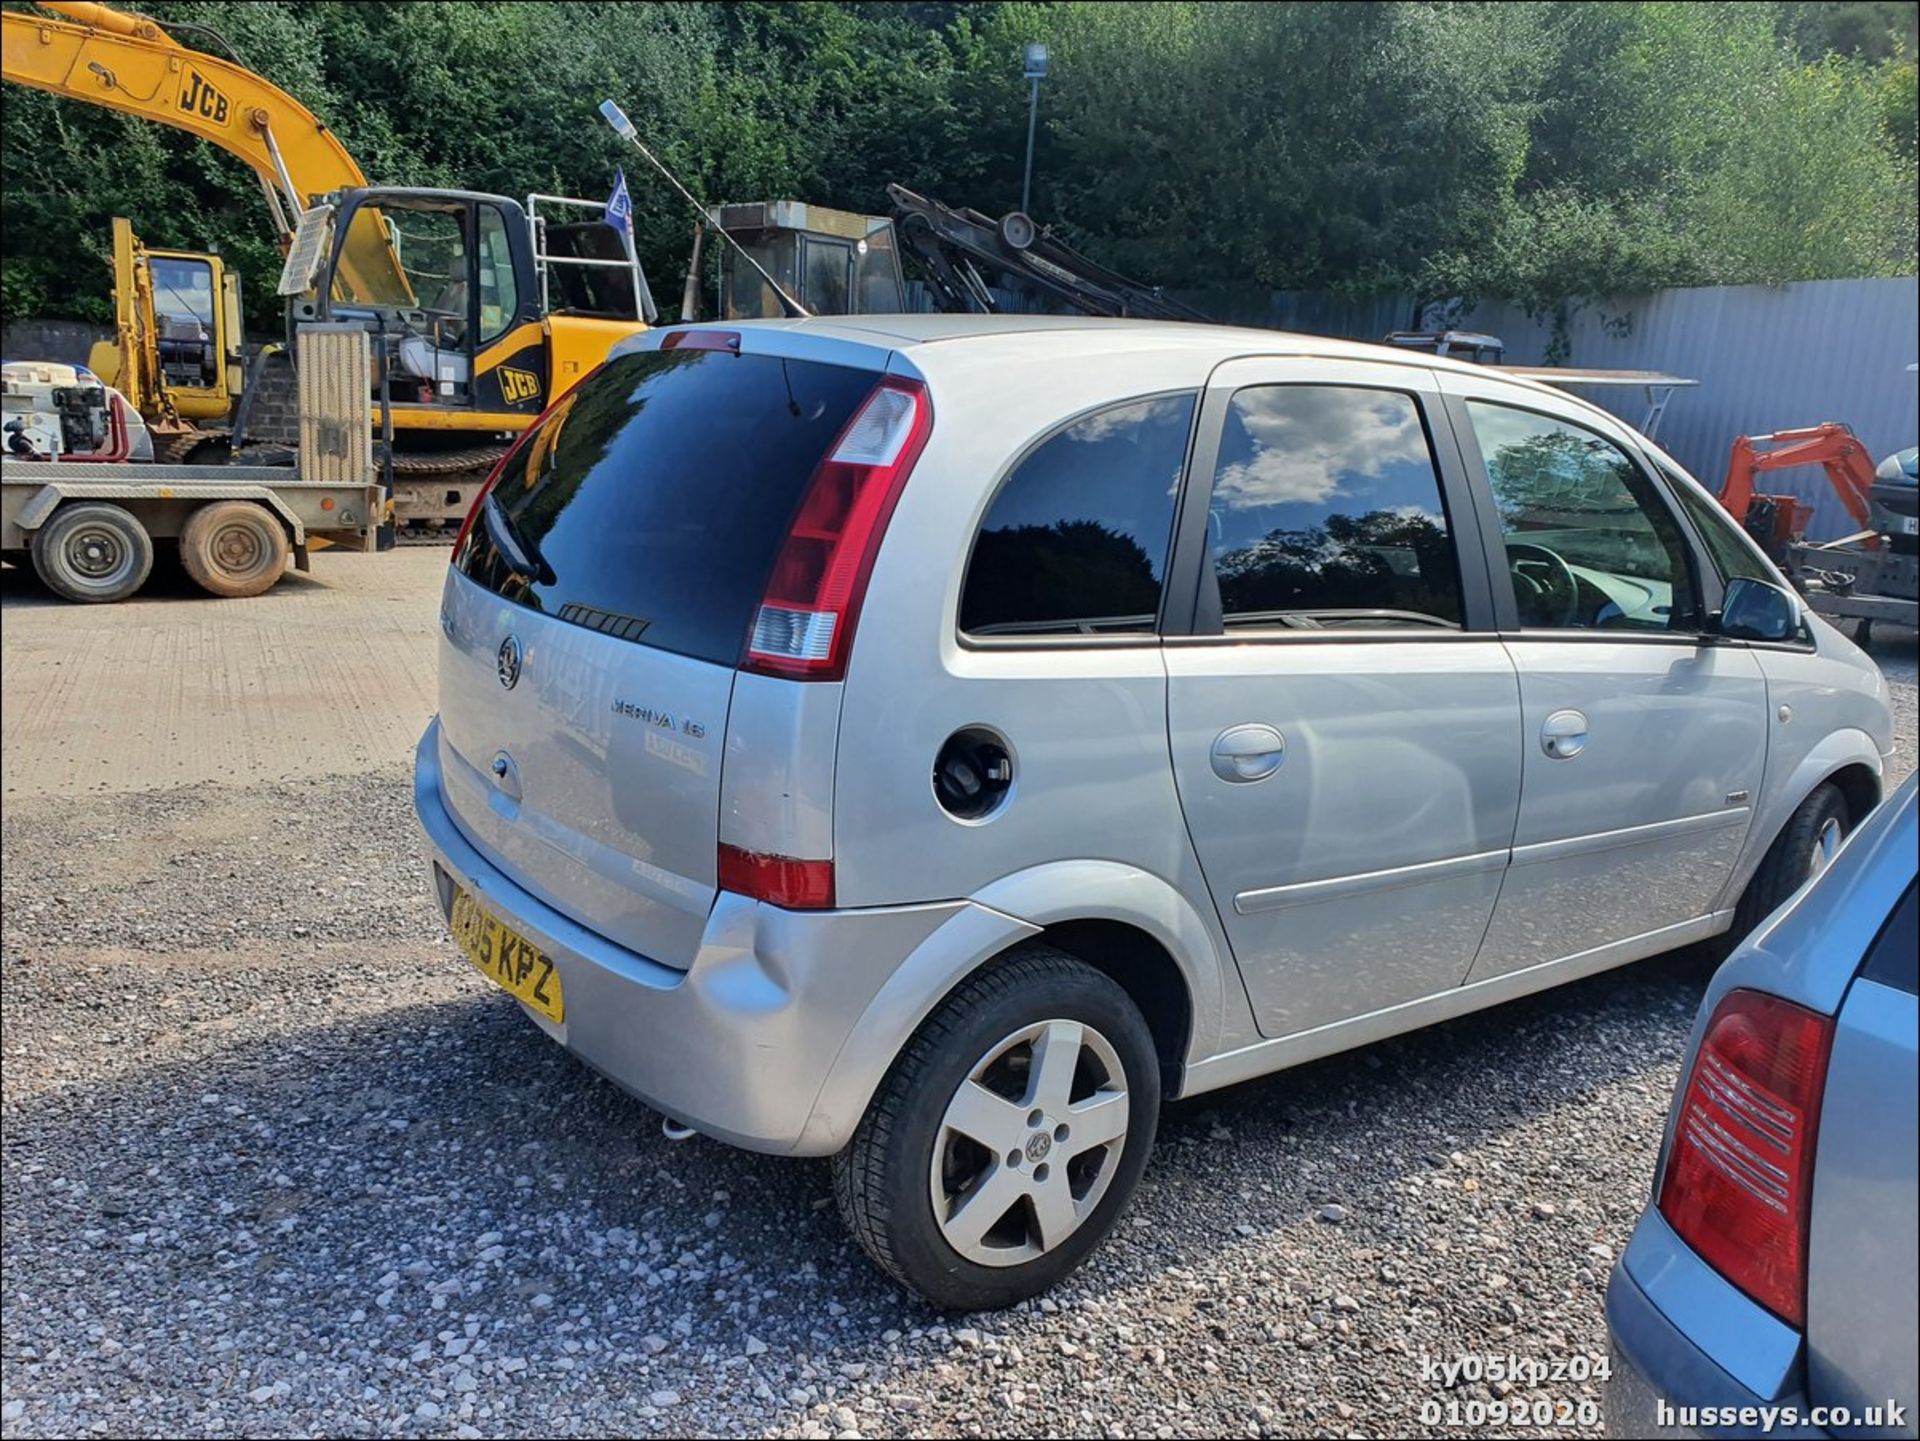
[1162,357,1523,1039]
[1439,376,1770,979]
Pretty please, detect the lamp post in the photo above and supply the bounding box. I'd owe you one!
[1020,42,1048,216]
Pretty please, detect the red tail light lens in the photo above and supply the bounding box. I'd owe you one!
[742,377,932,681]
[717,844,834,909]
[1658,989,1833,1326]
[660,329,742,353]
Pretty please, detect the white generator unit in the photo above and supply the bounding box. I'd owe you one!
[1,361,154,462]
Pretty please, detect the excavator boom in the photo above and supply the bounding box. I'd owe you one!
[4,8,656,531]
[3,1,400,296]
[1720,423,1879,555]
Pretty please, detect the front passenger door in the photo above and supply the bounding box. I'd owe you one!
[1444,381,1769,980]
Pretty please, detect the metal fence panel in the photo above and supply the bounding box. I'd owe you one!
[961,277,1914,537]
[1459,279,1918,538]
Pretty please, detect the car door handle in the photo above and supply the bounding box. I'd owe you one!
[1541,709,1589,760]
[1211,724,1287,783]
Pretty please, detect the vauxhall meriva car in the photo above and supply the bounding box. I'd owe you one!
[415,316,1894,1310]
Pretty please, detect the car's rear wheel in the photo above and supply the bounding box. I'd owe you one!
[833,944,1159,1310]
[1732,781,1851,939]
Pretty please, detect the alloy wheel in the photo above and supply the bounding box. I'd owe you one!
[928,1018,1130,1267]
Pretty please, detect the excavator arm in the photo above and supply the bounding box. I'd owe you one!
[2,1,401,297]
[1720,423,1880,556]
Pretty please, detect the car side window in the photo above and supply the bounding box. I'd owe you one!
[1203,385,1465,631]
[1861,883,1918,994]
[960,393,1195,637]
[1660,461,1776,585]
[1467,401,1700,632]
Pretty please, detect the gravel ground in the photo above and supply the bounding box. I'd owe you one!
[2,634,1913,1440]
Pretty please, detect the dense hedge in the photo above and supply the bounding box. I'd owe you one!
[2,1,1913,328]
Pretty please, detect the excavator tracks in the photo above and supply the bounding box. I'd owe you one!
[386,449,505,543]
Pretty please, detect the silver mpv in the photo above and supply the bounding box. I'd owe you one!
[415,316,1894,1309]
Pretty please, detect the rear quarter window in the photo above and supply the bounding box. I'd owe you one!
[959,393,1195,637]
[1861,883,1918,994]
[455,348,876,664]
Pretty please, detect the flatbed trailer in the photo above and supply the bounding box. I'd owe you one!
[1785,531,1919,645]
[2,460,384,603]
[3,324,389,603]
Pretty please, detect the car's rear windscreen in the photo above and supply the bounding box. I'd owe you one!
[454,347,878,664]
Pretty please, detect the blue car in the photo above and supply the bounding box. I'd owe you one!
[1606,774,1917,1437]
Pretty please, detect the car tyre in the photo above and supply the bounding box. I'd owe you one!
[30,501,154,603]
[833,943,1160,1310]
[1732,781,1851,940]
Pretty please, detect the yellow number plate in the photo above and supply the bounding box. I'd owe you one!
[449,888,564,1023]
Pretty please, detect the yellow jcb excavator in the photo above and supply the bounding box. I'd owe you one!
[3,0,657,525]
[83,215,248,463]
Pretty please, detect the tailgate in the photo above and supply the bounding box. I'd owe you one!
[437,570,732,966]
[431,341,881,968]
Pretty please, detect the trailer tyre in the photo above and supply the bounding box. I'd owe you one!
[31,502,154,604]
[179,500,290,599]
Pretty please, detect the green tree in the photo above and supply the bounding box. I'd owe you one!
[1,0,1913,330]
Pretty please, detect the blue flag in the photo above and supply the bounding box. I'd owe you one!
[604,167,633,236]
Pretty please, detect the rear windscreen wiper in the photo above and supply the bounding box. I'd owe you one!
[482,494,555,586]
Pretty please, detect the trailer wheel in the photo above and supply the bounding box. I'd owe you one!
[30,502,154,604]
[179,500,290,599]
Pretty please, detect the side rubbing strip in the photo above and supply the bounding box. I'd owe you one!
[1235,848,1509,916]
[1508,809,1750,869]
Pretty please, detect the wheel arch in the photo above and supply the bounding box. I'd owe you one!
[797,860,1234,1155]
[1720,729,1886,912]
[1823,760,1881,827]
[1027,918,1194,1095]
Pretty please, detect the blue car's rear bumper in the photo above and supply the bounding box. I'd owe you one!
[1604,1213,1823,1438]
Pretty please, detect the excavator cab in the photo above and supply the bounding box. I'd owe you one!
[287,188,653,415]
[278,187,656,523]
[87,217,243,438]
[4,1,661,527]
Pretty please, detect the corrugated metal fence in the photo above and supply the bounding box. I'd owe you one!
[1159,278,1918,539]
[1463,280,1919,538]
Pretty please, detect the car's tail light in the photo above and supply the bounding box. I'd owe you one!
[1658,989,1833,1326]
[718,844,834,909]
[742,376,932,681]
[660,329,742,353]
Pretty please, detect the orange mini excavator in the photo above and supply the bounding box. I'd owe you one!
[1718,422,1918,646]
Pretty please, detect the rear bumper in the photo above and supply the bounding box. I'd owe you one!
[1604,1212,1823,1438]
[413,719,1012,1156]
